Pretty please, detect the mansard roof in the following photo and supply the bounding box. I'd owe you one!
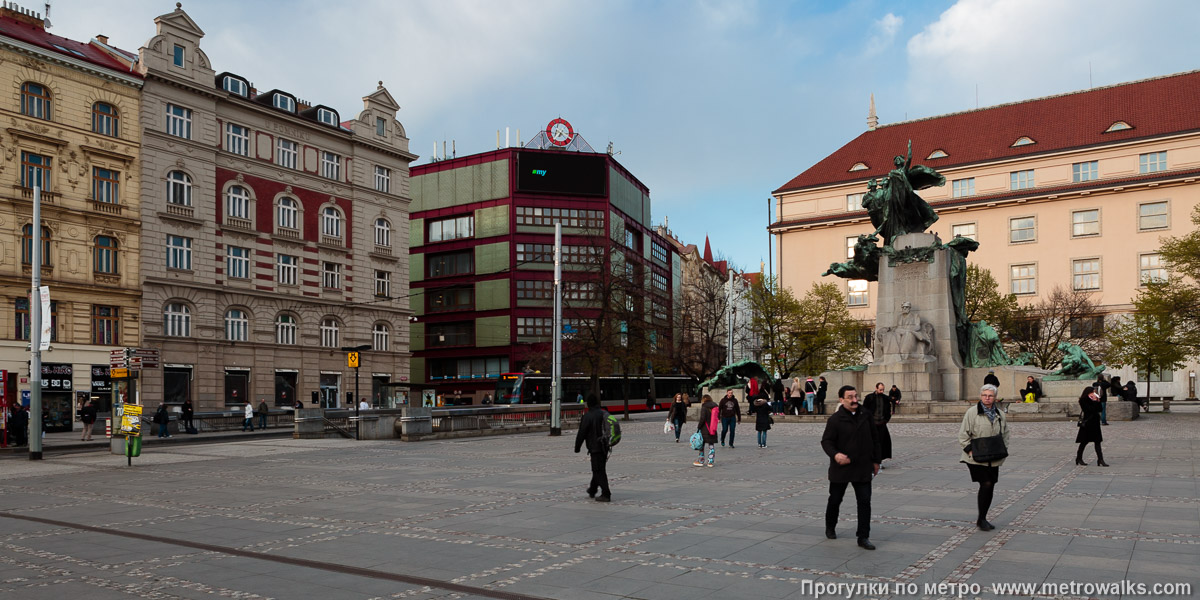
[0,15,140,76]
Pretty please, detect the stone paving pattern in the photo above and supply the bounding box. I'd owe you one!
[0,409,1197,600]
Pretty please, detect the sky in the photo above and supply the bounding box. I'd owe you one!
[48,0,1200,273]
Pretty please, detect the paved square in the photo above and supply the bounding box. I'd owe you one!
[1,410,1197,599]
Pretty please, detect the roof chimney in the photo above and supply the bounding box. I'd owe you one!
[95,34,109,44]
[1,2,45,28]
[867,93,878,131]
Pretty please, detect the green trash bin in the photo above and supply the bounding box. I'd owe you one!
[125,436,142,457]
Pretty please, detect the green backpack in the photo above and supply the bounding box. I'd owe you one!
[600,411,622,451]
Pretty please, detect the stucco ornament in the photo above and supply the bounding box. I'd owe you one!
[1045,342,1106,380]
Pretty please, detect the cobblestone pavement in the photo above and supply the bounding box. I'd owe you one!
[0,410,1197,600]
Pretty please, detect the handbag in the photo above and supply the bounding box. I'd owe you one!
[970,434,1008,462]
[689,431,704,450]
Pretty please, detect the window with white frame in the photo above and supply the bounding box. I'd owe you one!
[1010,169,1035,190]
[163,303,191,337]
[321,207,342,239]
[166,235,192,270]
[322,262,341,289]
[275,314,297,345]
[374,218,391,247]
[1011,264,1036,295]
[374,165,391,193]
[1139,151,1166,174]
[272,93,295,112]
[276,254,297,285]
[225,309,248,341]
[317,108,338,126]
[166,104,191,139]
[321,151,341,180]
[1072,258,1100,291]
[952,178,975,198]
[652,242,668,264]
[428,215,473,242]
[374,270,390,297]
[846,193,864,211]
[226,186,250,220]
[276,138,298,169]
[225,123,249,156]
[1072,161,1098,182]
[1138,201,1168,231]
[1140,253,1167,284]
[277,197,298,230]
[652,271,668,293]
[167,170,191,206]
[226,246,250,279]
[221,76,248,97]
[847,279,868,306]
[952,223,977,241]
[846,236,856,259]
[1009,216,1036,243]
[1072,209,1099,237]
[320,318,340,347]
[372,323,390,351]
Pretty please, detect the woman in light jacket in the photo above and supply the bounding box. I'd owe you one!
[788,377,804,415]
[958,383,1010,532]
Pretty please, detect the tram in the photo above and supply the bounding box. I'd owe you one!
[494,373,697,412]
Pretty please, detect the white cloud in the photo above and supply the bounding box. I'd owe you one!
[864,13,903,56]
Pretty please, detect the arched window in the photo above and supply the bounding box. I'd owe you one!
[320,318,340,347]
[374,218,391,247]
[275,314,297,345]
[21,82,51,119]
[163,303,191,337]
[227,185,250,220]
[225,309,249,342]
[277,197,298,230]
[93,235,118,274]
[372,323,390,352]
[321,207,342,238]
[92,102,118,136]
[167,171,192,206]
[21,225,51,266]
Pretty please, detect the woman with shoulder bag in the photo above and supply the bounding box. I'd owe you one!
[667,394,687,443]
[751,393,772,448]
[1076,386,1109,466]
[958,384,1009,531]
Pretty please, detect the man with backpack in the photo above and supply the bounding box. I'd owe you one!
[574,394,613,502]
[718,389,741,448]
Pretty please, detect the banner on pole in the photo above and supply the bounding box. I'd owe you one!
[38,286,50,351]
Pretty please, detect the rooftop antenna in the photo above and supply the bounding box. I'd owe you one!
[43,0,51,28]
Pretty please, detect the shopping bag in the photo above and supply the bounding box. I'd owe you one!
[663,420,674,434]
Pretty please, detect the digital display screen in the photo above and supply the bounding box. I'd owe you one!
[516,151,607,196]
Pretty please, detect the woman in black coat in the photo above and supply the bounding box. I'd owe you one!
[750,395,772,448]
[667,394,687,442]
[1075,386,1108,466]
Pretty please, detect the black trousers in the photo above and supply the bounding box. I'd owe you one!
[826,480,872,539]
[588,451,610,497]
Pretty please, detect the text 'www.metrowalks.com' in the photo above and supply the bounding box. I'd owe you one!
[793,580,1193,598]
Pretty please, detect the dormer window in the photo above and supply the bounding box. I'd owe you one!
[317,108,339,126]
[1011,136,1035,147]
[849,162,869,172]
[172,44,185,67]
[1104,121,1132,133]
[272,94,296,112]
[927,149,948,159]
[221,76,248,97]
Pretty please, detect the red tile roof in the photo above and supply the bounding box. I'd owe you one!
[774,70,1200,194]
[0,15,140,76]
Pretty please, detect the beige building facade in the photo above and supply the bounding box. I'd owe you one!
[0,6,143,431]
[771,72,1200,399]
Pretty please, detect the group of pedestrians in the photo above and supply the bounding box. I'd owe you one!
[783,376,826,415]
[4,404,30,446]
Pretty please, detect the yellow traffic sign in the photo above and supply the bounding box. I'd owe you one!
[111,367,129,378]
[347,351,359,368]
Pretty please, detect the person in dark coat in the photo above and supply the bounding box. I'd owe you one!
[79,399,98,441]
[153,403,171,438]
[573,394,611,501]
[750,394,772,447]
[1107,376,1122,422]
[1123,380,1144,413]
[1076,386,1108,466]
[888,384,901,414]
[181,399,195,432]
[772,378,786,415]
[983,370,1000,393]
[1093,375,1109,425]
[862,382,893,465]
[821,385,881,550]
[1022,376,1042,403]
[718,390,741,448]
[815,377,828,415]
[9,405,29,446]
[667,393,687,442]
[694,395,718,467]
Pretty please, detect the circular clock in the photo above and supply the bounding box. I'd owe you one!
[546,118,574,146]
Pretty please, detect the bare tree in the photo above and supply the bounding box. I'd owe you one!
[1002,285,1108,369]
[677,259,752,384]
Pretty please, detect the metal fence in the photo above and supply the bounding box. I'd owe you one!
[430,405,584,434]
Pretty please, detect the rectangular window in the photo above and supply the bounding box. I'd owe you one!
[227,246,250,279]
[374,270,390,297]
[277,138,298,169]
[847,279,868,306]
[92,167,119,204]
[952,178,976,198]
[1140,253,1167,285]
[651,242,668,264]
[322,262,341,289]
[428,322,474,347]
[1072,258,1100,291]
[427,287,474,312]
[514,206,605,229]
[277,254,297,285]
[1136,366,1174,383]
[429,357,509,381]
[1009,216,1036,243]
[846,193,864,211]
[516,243,551,263]
[166,235,192,270]
[1139,151,1167,174]
[427,250,473,278]
[1069,316,1104,339]
[952,223,977,241]
[428,215,474,242]
[516,317,552,338]
[374,165,390,193]
[172,44,185,67]
[91,305,119,345]
[1071,209,1100,237]
[565,281,597,301]
[1011,264,1036,295]
[166,104,191,139]
[652,271,668,293]
[21,152,51,191]
[516,279,552,299]
[225,123,249,156]
[1072,161,1098,182]
[1010,169,1035,190]
[321,151,341,180]
[376,117,386,136]
[624,228,640,251]
[1138,201,1168,231]
[846,236,856,259]
[14,298,55,342]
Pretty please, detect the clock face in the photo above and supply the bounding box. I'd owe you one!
[546,118,574,146]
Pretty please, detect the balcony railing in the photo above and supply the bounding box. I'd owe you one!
[88,198,122,215]
[275,227,301,240]
[320,235,343,247]
[226,216,253,230]
[165,203,194,218]
[15,186,58,202]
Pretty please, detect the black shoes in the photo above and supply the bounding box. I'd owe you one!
[977,519,995,531]
[595,495,611,503]
[1097,460,1110,467]
[587,489,596,498]
[1075,458,1088,466]
[857,538,875,550]
[825,527,837,540]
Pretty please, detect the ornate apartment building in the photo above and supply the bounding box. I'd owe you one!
[123,6,415,410]
[770,71,1200,398]
[0,5,142,432]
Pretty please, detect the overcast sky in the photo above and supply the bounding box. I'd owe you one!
[50,0,1200,273]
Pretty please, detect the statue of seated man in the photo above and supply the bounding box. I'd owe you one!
[877,301,935,361]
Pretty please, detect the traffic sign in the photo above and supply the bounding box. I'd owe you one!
[111,368,129,379]
[347,351,360,369]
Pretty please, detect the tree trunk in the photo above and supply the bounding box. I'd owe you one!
[621,362,630,421]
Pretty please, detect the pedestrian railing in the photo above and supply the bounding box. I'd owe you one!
[429,404,585,433]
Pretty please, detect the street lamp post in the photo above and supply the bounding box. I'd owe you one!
[341,344,371,440]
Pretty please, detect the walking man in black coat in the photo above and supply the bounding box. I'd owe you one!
[574,394,611,502]
[821,385,881,550]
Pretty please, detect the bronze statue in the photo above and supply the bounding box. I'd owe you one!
[868,140,945,247]
[823,233,881,281]
[1045,342,1106,380]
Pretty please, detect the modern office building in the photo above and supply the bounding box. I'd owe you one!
[770,71,1200,398]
